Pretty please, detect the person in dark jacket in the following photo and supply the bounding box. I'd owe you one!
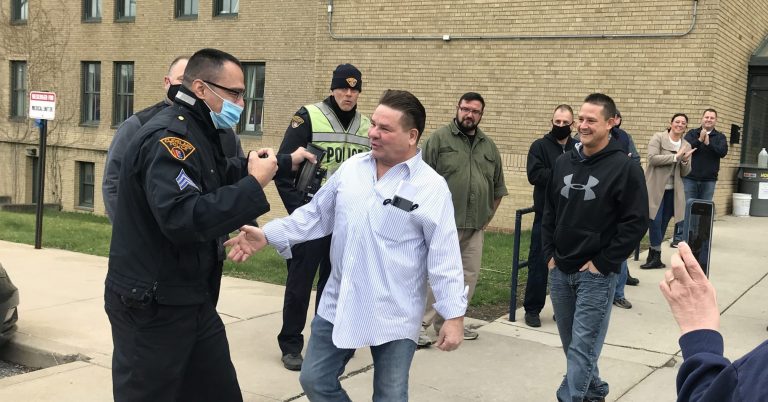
[523,104,576,327]
[680,109,727,248]
[609,111,642,309]
[104,48,313,402]
[102,56,244,222]
[543,93,648,402]
[682,109,727,202]
[661,241,768,402]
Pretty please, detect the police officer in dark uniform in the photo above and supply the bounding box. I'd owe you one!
[274,64,370,371]
[104,48,313,402]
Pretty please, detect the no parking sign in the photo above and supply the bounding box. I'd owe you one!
[28,91,56,120]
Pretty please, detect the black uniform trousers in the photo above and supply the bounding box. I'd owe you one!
[523,212,548,314]
[104,288,242,402]
[278,234,332,356]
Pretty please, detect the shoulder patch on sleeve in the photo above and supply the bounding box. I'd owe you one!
[160,136,196,161]
[291,115,304,129]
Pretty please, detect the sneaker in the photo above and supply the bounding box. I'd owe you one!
[417,328,433,348]
[463,327,479,340]
[524,312,541,328]
[626,275,639,286]
[281,353,303,371]
[670,239,681,248]
[613,297,633,309]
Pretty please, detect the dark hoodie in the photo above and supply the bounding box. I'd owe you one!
[527,132,576,214]
[542,140,648,275]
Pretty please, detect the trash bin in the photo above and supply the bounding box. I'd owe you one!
[737,164,768,216]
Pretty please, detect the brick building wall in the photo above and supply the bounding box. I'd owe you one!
[1,0,767,232]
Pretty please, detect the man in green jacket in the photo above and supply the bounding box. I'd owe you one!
[418,92,508,346]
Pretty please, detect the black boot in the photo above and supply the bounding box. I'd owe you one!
[640,249,665,269]
[626,269,639,286]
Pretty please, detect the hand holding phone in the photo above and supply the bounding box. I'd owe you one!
[682,199,715,277]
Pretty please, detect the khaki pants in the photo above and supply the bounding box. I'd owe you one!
[422,228,484,328]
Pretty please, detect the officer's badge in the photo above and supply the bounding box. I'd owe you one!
[291,115,304,129]
[346,77,358,88]
[159,137,196,161]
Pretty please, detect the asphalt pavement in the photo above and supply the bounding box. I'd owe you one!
[0,214,767,401]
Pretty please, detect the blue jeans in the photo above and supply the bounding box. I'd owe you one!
[649,190,683,247]
[549,268,618,402]
[614,260,628,300]
[300,316,417,402]
[683,177,716,201]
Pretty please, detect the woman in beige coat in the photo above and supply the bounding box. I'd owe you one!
[641,113,696,269]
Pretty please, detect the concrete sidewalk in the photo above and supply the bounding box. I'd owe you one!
[0,215,766,401]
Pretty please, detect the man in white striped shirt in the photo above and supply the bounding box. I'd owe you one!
[226,90,467,401]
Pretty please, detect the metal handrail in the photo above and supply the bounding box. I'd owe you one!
[509,206,535,322]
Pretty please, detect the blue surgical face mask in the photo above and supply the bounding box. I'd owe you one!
[203,82,243,129]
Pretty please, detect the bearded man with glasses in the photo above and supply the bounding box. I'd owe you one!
[417,92,508,347]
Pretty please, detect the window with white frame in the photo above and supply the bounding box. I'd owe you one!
[214,0,238,16]
[77,162,95,208]
[10,61,27,118]
[83,0,101,21]
[116,0,136,20]
[113,62,134,125]
[11,0,28,23]
[239,63,265,135]
[176,0,198,18]
[81,62,101,125]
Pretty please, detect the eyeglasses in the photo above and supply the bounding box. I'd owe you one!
[203,80,245,101]
[458,107,483,116]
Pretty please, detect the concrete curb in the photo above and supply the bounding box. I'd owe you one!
[0,332,89,369]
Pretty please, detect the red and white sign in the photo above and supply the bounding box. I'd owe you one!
[29,91,56,120]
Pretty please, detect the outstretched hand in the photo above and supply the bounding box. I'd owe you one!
[224,225,268,262]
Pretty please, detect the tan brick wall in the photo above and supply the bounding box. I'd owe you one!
[1,0,768,231]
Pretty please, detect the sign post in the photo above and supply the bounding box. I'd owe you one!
[29,91,56,250]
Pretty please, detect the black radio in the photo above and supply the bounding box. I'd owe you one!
[294,143,328,204]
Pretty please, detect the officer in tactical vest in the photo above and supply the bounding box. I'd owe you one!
[274,63,370,371]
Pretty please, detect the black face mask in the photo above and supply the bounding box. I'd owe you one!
[167,84,182,102]
[551,124,571,140]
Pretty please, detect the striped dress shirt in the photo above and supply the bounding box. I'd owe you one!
[263,150,467,348]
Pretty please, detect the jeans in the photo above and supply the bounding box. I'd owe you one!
[649,190,683,247]
[300,316,417,402]
[614,260,628,300]
[683,177,717,201]
[279,235,332,356]
[524,214,548,314]
[549,268,617,402]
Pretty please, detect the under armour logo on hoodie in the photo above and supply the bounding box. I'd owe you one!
[561,174,599,201]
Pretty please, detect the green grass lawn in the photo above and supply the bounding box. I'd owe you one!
[0,210,531,309]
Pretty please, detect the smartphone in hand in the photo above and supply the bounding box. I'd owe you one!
[683,199,715,277]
